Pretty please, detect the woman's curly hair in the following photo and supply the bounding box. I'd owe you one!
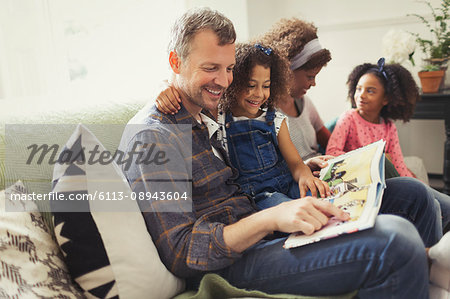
[347,62,419,122]
[256,18,331,70]
[221,43,291,113]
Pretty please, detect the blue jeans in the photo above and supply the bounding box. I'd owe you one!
[429,185,450,231]
[255,190,311,210]
[212,177,441,298]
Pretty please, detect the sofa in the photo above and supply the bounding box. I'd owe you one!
[0,100,447,298]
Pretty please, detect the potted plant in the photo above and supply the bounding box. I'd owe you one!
[409,0,450,93]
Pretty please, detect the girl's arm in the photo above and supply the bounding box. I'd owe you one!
[386,124,415,177]
[155,86,181,114]
[325,114,351,156]
[277,119,331,198]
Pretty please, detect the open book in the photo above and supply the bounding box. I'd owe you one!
[284,139,387,249]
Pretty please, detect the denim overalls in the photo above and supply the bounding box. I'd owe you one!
[225,109,300,208]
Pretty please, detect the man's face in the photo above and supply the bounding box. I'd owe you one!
[177,30,236,112]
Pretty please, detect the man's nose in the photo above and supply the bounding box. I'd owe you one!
[214,69,231,88]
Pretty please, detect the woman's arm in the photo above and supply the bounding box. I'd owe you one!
[277,119,330,198]
[316,126,331,149]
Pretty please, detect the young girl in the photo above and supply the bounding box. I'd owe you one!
[326,58,418,177]
[157,43,330,209]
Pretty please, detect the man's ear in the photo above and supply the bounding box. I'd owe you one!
[169,51,181,74]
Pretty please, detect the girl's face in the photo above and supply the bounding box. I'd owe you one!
[354,73,388,123]
[233,64,271,118]
[290,66,322,99]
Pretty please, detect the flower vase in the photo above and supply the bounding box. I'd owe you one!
[418,70,446,93]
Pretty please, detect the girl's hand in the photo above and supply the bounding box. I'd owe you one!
[298,173,331,199]
[305,155,334,177]
[155,86,181,115]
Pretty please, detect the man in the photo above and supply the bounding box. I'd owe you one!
[119,7,439,298]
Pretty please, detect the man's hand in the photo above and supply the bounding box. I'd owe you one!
[155,86,181,114]
[269,197,349,235]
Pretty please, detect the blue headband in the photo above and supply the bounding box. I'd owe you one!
[254,43,272,56]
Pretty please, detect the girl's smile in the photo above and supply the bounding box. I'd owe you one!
[231,64,271,118]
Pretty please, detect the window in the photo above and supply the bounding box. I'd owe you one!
[0,0,184,112]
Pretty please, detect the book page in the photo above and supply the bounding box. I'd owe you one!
[284,140,386,249]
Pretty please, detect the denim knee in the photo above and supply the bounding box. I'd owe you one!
[357,215,429,298]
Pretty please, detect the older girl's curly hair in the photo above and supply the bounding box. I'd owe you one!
[221,43,291,113]
[347,62,419,122]
[256,18,331,70]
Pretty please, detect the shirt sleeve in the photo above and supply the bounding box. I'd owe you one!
[385,123,414,177]
[305,97,324,132]
[274,111,287,135]
[326,112,351,156]
[122,128,241,278]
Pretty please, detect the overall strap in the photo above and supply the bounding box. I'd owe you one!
[225,111,233,127]
[265,108,276,125]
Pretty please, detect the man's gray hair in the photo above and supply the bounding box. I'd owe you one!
[168,7,236,60]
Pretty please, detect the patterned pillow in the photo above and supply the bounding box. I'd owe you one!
[51,124,184,298]
[0,181,84,298]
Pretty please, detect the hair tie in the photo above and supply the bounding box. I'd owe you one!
[254,43,272,56]
[374,57,388,81]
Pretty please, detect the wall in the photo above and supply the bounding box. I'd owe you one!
[189,0,446,174]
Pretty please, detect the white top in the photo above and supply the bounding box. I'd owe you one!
[285,96,324,160]
[200,112,224,161]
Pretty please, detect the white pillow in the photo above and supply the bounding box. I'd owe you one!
[0,181,84,298]
[51,124,184,298]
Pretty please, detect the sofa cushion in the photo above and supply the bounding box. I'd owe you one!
[0,181,84,298]
[51,124,184,298]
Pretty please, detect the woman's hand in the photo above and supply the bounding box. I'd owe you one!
[155,86,181,115]
[305,155,334,176]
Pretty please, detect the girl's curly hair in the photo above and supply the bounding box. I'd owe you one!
[221,43,291,113]
[256,18,331,71]
[347,62,419,122]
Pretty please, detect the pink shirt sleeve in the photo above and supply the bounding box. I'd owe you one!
[326,112,351,156]
[385,124,414,177]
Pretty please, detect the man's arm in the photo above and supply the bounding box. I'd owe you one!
[224,197,349,253]
[121,124,348,276]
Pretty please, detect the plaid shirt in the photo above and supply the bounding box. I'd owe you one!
[118,103,256,278]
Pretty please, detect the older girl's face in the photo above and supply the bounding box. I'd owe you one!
[232,64,271,118]
[290,66,322,99]
[354,73,388,123]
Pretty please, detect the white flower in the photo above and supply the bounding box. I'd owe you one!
[382,29,416,65]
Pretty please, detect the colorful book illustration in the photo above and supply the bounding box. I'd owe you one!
[284,139,386,249]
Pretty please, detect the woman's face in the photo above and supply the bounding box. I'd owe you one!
[290,66,322,99]
[232,64,271,118]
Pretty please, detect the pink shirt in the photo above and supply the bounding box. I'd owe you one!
[326,109,413,177]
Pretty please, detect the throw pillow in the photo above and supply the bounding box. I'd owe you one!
[0,181,84,298]
[51,124,184,298]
